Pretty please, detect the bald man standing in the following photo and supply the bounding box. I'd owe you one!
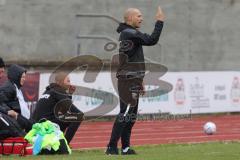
[106,6,165,155]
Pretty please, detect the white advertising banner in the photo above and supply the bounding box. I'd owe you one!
[39,71,240,116]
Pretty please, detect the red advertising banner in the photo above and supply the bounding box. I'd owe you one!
[0,72,40,102]
[22,72,40,102]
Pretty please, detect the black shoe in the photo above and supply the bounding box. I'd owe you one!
[105,146,119,155]
[121,148,137,155]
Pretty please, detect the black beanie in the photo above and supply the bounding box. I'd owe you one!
[0,57,5,68]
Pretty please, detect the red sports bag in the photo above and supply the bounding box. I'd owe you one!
[0,137,33,156]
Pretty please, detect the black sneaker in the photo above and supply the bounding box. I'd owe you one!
[105,146,119,155]
[121,148,137,155]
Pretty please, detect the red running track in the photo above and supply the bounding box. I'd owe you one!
[70,115,240,149]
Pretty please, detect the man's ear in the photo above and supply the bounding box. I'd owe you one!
[129,16,133,26]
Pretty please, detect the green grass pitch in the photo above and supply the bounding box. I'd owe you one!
[1,142,240,160]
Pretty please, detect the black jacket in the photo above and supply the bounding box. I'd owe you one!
[116,21,164,78]
[0,92,10,114]
[33,83,81,122]
[0,64,26,114]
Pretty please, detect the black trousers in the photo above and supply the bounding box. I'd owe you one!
[51,118,81,144]
[51,105,83,144]
[108,78,142,149]
[0,113,26,138]
[17,114,34,132]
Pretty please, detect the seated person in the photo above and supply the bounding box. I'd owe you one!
[33,72,84,144]
[0,64,33,132]
[0,57,5,80]
[0,58,24,138]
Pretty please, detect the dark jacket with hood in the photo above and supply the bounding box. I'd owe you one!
[0,64,26,114]
[116,20,164,79]
[33,83,82,122]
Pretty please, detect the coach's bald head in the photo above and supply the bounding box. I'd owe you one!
[124,8,143,28]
